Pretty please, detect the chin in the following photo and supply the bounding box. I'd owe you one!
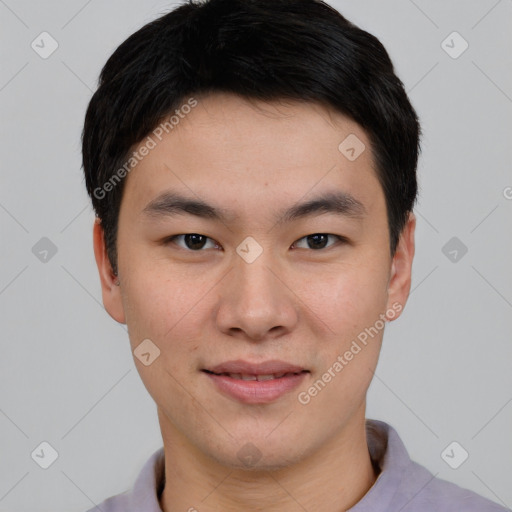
[202,430,309,472]
[213,447,302,472]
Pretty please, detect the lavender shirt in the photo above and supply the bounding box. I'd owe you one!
[86,419,508,511]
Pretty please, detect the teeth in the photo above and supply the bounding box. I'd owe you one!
[256,374,275,381]
[222,372,301,381]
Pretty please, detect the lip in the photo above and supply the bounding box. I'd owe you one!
[202,359,309,404]
[205,359,306,375]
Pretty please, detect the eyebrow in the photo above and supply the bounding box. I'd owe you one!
[142,190,366,225]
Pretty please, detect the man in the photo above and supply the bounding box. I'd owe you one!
[82,0,507,510]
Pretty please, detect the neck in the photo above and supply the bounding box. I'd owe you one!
[158,407,378,512]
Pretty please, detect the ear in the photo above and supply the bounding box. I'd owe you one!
[385,212,416,321]
[93,218,126,324]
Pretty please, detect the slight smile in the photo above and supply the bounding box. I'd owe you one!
[202,359,310,404]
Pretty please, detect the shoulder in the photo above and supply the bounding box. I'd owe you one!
[361,420,508,512]
[85,491,133,512]
[397,460,508,511]
[84,447,165,512]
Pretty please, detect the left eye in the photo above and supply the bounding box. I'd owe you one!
[292,233,343,250]
[167,234,219,251]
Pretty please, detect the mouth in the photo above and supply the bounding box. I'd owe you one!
[202,369,307,381]
[201,360,310,404]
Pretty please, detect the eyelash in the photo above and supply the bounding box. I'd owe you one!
[165,233,347,251]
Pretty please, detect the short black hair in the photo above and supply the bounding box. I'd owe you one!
[82,0,421,274]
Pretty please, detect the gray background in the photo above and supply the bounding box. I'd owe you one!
[0,0,511,511]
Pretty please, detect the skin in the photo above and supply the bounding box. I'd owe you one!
[93,92,415,512]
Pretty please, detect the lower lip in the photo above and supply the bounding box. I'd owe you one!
[204,371,308,404]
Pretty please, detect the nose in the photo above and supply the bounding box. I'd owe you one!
[215,253,299,342]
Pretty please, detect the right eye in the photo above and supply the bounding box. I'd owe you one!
[165,234,221,251]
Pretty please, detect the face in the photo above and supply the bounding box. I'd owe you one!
[94,92,415,470]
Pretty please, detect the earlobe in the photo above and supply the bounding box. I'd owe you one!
[92,218,126,324]
[385,212,416,321]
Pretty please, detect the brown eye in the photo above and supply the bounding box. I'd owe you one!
[167,234,218,251]
[292,233,344,250]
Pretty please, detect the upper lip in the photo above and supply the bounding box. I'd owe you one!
[204,359,308,375]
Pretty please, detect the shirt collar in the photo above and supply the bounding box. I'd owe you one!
[349,419,412,511]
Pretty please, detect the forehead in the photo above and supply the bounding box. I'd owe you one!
[171,92,370,162]
[120,93,383,222]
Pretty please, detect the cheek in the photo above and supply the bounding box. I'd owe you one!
[308,259,390,340]
[299,266,388,419]
[119,265,207,407]
[120,260,201,352]
[119,258,225,386]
